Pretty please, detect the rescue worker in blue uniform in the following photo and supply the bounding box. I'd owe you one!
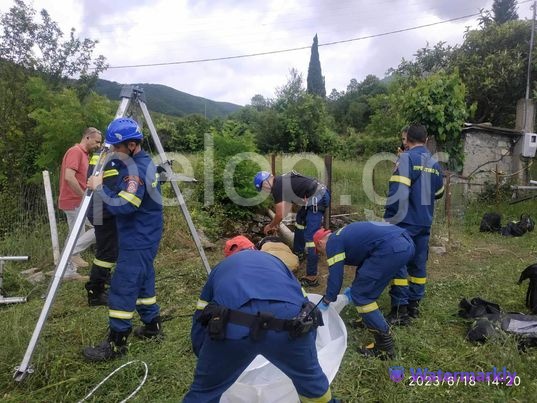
[313,222,415,359]
[254,170,330,287]
[84,152,123,306]
[83,117,164,361]
[384,124,444,325]
[184,241,339,403]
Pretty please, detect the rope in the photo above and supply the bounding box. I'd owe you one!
[77,360,149,403]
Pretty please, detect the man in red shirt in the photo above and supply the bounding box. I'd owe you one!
[58,127,102,280]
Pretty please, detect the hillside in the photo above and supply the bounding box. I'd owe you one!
[94,79,242,119]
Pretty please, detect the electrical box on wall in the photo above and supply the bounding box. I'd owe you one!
[522,132,537,157]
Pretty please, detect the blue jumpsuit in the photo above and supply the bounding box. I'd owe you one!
[384,145,444,307]
[94,150,163,332]
[323,222,415,332]
[185,250,334,403]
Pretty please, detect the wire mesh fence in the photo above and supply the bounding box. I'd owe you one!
[0,170,67,267]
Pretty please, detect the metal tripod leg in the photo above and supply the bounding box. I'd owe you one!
[137,98,211,274]
[0,256,29,305]
[116,85,210,274]
[13,151,110,381]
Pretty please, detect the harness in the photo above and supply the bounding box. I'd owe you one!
[197,301,323,341]
[306,184,329,213]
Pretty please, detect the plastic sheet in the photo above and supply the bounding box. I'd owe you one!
[221,293,349,403]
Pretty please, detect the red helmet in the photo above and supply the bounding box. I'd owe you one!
[313,228,332,251]
[224,235,255,257]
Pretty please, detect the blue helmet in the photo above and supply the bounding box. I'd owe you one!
[254,171,271,191]
[105,117,143,145]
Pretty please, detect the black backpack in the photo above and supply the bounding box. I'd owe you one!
[479,212,502,233]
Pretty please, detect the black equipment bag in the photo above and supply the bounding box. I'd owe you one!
[479,212,502,233]
[501,214,535,237]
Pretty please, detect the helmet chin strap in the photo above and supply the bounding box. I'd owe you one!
[127,142,137,157]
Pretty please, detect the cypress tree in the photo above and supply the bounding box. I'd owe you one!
[306,34,326,97]
[493,0,518,24]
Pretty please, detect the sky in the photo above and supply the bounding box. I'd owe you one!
[0,0,535,106]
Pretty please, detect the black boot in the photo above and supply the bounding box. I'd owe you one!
[86,288,108,307]
[359,330,395,360]
[385,305,411,326]
[85,279,108,307]
[408,300,421,318]
[83,329,130,362]
[134,316,164,340]
[350,316,366,329]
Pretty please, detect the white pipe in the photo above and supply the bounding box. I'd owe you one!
[42,171,60,265]
[267,209,294,246]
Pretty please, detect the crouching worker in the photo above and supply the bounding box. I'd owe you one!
[314,222,415,360]
[83,117,164,361]
[184,240,339,403]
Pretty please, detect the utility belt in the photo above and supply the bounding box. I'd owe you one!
[197,301,323,341]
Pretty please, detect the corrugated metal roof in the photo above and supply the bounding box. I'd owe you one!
[461,123,523,138]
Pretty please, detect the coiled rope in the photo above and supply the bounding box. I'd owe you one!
[78,360,148,403]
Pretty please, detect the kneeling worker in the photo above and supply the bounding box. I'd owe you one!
[314,221,415,359]
[184,241,339,403]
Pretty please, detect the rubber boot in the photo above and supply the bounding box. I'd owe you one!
[359,330,395,360]
[83,329,131,362]
[385,305,411,326]
[408,300,421,318]
[134,316,164,340]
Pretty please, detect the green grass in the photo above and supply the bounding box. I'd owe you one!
[2,156,537,402]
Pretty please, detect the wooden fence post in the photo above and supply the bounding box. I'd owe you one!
[324,155,332,229]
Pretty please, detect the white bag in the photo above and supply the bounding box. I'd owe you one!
[220,293,349,403]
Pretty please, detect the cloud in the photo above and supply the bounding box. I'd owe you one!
[1,0,534,106]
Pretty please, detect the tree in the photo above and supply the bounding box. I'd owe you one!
[366,71,472,170]
[400,71,472,170]
[0,0,109,189]
[493,0,518,24]
[0,0,107,85]
[27,77,114,176]
[306,34,326,97]
[479,0,519,27]
[250,94,270,110]
[327,75,387,134]
[389,42,455,78]
[167,114,211,152]
[453,20,533,125]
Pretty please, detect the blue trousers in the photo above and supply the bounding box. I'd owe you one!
[389,224,430,306]
[184,301,332,403]
[349,233,414,332]
[108,245,160,332]
[293,191,330,276]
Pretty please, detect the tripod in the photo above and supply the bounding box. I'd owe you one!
[14,85,210,381]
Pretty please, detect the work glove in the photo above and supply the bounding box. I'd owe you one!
[318,299,330,311]
[343,287,353,302]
